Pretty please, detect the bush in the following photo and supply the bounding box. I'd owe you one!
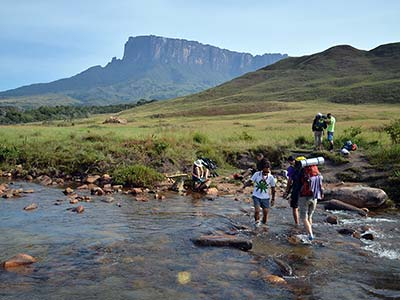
[294,135,312,147]
[0,145,21,164]
[193,132,209,144]
[337,126,363,148]
[384,119,400,144]
[112,164,164,187]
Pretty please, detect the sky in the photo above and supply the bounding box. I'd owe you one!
[0,0,399,91]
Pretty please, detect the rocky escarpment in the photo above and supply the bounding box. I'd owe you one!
[0,35,287,107]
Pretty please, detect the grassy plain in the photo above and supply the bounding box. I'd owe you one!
[1,100,399,179]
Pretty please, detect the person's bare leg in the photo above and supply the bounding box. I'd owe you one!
[293,208,299,225]
[254,206,261,223]
[262,208,269,224]
[303,218,313,237]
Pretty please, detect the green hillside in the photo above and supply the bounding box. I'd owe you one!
[140,42,400,118]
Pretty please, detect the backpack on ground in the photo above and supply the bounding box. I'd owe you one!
[300,165,320,197]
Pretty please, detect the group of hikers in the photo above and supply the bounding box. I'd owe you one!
[312,112,336,151]
[191,153,323,244]
[190,112,331,244]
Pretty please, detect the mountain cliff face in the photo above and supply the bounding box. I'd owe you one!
[0,35,287,107]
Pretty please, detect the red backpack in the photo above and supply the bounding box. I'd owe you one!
[300,165,320,197]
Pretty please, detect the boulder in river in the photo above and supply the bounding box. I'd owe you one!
[263,274,287,285]
[326,215,339,224]
[192,234,252,251]
[2,253,37,269]
[24,203,38,211]
[324,199,368,216]
[323,186,388,208]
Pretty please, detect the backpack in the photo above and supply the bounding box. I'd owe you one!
[300,165,320,197]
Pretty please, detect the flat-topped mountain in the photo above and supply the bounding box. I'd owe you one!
[0,35,287,108]
[154,42,400,117]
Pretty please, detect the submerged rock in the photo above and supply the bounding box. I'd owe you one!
[326,215,339,224]
[192,234,252,251]
[2,253,37,269]
[324,186,388,208]
[263,274,287,285]
[23,203,38,211]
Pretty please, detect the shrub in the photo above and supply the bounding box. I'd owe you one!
[294,135,312,147]
[337,126,363,148]
[384,119,400,144]
[153,140,169,155]
[193,132,209,144]
[112,164,164,187]
[0,145,21,164]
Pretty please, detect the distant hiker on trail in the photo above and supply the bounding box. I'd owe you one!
[192,159,210,192]
[243,159,276,227]
[326,113,336,152]
[282,156,299,225]
[292,158,324,243]
[312,113,327,150]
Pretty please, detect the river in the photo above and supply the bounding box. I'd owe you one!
[1,180,399,300]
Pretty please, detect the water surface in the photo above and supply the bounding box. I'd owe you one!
[1,180,399,299]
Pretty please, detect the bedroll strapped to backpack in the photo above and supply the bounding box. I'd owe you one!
[300,165,320,197]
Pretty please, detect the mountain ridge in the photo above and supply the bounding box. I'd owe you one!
[0,35,288,108]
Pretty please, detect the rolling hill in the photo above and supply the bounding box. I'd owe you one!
[0,35,287,108]
[138,42,400,118]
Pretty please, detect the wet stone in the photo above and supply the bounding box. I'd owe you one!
[326,215,338,224]
[2,253,37,269]
[23,203,38,211]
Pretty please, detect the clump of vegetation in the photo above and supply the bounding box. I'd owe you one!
[294,135,312,147]
[193,132,209,144]
[384,119,400,144]
[112,165,164,187]
[337,126,363,147]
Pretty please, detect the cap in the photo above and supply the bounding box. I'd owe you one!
[194,159,203,167]
[317,112,322,117]
[288,155,295,162]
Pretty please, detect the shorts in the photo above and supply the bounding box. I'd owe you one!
[314,131,323,146]
[252,196,270,209]
[299,196,317,220]
[327,131,334,142]
[289,194,299,208]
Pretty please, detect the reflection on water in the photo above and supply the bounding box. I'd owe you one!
[0,180,400,300]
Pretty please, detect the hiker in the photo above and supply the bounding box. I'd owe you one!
[282,156,299,225]
[292,159,324,242]
[326,113,336,152]
[192,159,210,192]
[243,159,276,227]
[312,113,327,150]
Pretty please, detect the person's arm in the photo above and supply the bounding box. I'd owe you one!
[283,177,292,198]
[242,179,253,189]
[192,166,201,180]
[270,186,276,206]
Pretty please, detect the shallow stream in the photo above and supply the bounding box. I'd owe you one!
[1,180,399,299]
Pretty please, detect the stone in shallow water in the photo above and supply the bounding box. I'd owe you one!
[2,253,37,269]
[23,203,38,211]
[192,234,252,251]
[263,274,287,285]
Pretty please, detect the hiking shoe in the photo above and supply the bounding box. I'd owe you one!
[308,234,314,241]
[255,220,261,228]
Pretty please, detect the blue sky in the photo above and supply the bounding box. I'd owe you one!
[1,0,399,91]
